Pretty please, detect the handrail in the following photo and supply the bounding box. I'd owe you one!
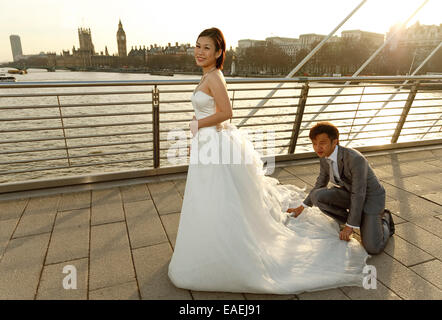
[1,75,441,193]
[1,75,442,89]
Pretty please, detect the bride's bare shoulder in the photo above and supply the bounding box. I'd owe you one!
[207,70,227,88]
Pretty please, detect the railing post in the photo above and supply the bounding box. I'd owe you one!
[391,81,419,144]
[56,95,71,167]
[230,89,235,123]
[152,85,160,168]
[288,82,309,154]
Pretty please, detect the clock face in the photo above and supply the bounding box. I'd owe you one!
[120,35,125,41]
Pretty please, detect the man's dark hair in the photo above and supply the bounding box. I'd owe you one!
[198,27,226,70]
[309,122,340,143]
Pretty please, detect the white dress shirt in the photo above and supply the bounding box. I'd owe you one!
[326,145,341,184]
[301,146,359,230]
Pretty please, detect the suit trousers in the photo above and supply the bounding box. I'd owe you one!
[310,186,390,255]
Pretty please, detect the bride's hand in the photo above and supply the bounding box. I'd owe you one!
[216,122,223,131]
[190,116,199,137]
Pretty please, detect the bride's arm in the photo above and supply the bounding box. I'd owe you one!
[196,72,232,129]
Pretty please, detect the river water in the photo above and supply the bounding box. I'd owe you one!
[1,68,441,184]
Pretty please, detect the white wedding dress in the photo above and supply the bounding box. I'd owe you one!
[168,88,369,294]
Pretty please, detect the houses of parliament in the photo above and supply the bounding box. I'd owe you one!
[48,19,190,69]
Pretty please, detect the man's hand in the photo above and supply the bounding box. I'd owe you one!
[287,206,304,218]
[339,226,353,241]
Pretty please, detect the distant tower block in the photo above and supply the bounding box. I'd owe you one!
[10,35,23,62]
[117,19,127,57]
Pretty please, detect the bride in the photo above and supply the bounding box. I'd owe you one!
[168,27,369,294]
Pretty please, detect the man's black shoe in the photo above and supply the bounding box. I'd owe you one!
[384,209,395,236]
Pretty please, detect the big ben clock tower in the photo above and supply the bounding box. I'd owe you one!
[117,19,127,57]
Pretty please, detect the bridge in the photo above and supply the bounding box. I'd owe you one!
[0,62,75,72]
[0,75,441,299]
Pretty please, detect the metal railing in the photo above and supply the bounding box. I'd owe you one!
[0,75,441,193]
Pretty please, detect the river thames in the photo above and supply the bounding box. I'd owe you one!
[1,68,441,183]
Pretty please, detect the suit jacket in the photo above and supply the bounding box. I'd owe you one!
[304,145,385,227]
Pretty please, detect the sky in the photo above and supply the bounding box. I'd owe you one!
[0,0,441,62]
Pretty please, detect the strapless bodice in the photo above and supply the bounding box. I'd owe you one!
[191,90,216,120]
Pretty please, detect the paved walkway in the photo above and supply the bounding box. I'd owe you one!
[0,147,441,300]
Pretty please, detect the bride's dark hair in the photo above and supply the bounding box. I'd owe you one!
[198,28,226,70]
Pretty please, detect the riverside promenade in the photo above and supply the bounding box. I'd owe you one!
[0,146,441,300]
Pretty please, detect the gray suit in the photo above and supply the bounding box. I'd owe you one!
[304,145,392,255]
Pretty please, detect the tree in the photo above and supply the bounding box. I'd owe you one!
[422,47,442,73]
[237,43,291,75]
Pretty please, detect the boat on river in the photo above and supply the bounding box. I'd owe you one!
[0,73,16,82]
[150,71,174,76]
[8,69,27,75]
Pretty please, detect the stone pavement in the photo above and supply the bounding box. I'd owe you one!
[0,146,441,300]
